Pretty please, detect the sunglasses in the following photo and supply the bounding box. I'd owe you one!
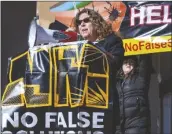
[76,17,90,26]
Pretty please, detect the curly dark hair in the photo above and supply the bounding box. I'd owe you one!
[74,8,113,40]
[117,56,139,79]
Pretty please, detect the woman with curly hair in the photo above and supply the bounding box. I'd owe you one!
[116,55,152,134]
[74,8,124,69]
[74,8,125,133]
[74,8,113,41]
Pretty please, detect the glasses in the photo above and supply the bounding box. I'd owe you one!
[76,17,90,26]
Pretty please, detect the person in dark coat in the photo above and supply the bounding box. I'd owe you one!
[74,8,125,133]
[74,8,124,70]
[116,55,152,134]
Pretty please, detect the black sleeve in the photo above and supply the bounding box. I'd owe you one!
[96,33,125,70]
[138,54,152,80]
[106,35,125,70]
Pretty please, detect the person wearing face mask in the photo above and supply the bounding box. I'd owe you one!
[116,55,152,134]
[74,8,125,132]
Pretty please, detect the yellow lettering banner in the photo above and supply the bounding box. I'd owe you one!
[123,36,172,56]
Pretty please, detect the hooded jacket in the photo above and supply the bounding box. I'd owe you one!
[116,54,152,134]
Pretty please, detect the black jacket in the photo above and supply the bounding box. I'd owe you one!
[95,32,125,133]
[116,55,152,134]
[95,32,124,70]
